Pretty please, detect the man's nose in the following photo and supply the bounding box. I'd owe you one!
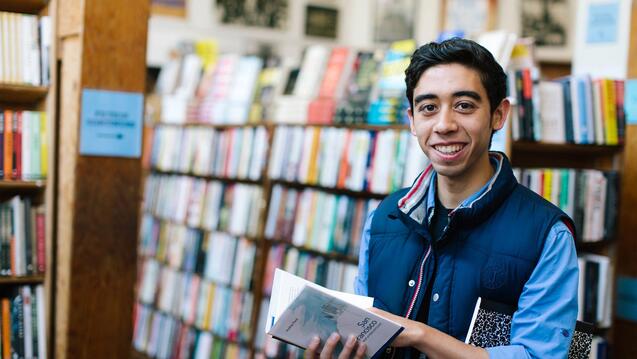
[433,107,458,134]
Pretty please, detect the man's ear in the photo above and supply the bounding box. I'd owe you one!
[491,98,510,131]
[407,107,416,135]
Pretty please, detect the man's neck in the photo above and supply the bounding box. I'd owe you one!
[436,154,495,209]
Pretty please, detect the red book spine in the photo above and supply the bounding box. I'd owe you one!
[35,212,45,273]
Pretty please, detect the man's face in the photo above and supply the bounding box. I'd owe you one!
[407,63,507,180]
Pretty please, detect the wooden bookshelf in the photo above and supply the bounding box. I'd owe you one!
[272,179,388,200]
[510,141,622,170]
[0,0,48,14]
[0,180,46,190]
[0,83,49,104]
[266,238,359,265]
[0,275,45,285]
[271,122,410,131]
[152,169,264,186]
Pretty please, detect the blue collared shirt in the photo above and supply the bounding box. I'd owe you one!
[355,170,579,359]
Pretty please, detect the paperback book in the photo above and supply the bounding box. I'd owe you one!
[266,269,403,359]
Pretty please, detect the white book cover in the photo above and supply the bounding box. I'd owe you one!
[194,332,213,359]
[266,269,402,358]
[566,169,577,219]
[571,77,583,144]
[294,45,330,99]
[249,126,268,180]
[237,128,254,179]
[22,286,33,358]
[582,76,596,144]
[39,16,51,86]
[10,196,25,275]
[268,126,287,180]
[292,191,312,247]
[264,185,282,239]
[29,16,40,86]
[592,81,605,144]
[538,81,566,143]
[35,285,46,359]
[573,0,633,78]
[284,126,304,182]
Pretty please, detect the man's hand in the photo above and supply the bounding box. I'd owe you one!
[368,307,489,359]
[304,333,367,359]
[367,307,426,348]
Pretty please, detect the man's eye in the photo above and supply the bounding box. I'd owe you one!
[456,102,475,111]
[420,104,436,113]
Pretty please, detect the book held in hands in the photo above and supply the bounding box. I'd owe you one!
[266,269,403,358]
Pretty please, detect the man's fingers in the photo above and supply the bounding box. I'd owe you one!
[305,336,320,358]
[354,341,367,359]
[319,333,341,359]
[337,335,357,359]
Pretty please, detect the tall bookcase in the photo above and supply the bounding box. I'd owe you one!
[0,0,55,357]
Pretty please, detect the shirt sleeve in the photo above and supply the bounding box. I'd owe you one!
[354,210,374,296]
[486,221,579,359]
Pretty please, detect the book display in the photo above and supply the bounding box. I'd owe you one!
[0,1,53,358]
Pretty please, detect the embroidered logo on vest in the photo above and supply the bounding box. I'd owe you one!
[482,261,505,290]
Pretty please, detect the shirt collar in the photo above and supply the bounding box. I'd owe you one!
[399,152,505,225]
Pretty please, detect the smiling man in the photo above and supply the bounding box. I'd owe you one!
[306,39,579,359]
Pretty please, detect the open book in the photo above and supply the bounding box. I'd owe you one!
[465,297,594,359]
[266,269,403,358]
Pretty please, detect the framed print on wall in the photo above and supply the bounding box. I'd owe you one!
[521,0,574,62]
[305,5,339,39]
[373,0,416,43]
[215,0,288,29]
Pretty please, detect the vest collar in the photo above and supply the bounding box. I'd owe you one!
[397,152,518,229]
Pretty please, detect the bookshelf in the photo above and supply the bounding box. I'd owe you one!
[0,0,48,14]
[0,84,49,104]
[0,0,55,358]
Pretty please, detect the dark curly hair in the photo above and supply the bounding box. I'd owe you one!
[405,38,507,115]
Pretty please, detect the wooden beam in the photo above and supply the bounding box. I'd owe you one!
[55,0,148,357]
[612,2,637,358]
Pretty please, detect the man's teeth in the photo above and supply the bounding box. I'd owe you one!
[435,144,464,154]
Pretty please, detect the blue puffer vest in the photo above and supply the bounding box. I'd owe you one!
[368,153,574,358]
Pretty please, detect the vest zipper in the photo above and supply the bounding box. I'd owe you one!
[404,245,432,319]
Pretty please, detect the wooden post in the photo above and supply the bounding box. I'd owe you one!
[54,0,149,357]
[613,2,637,358]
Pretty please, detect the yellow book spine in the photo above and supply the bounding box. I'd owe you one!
[40,112,47,178]
[543,169,552,202]
[602,79,618,145]
[306,127,321,184]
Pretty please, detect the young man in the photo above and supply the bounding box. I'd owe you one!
[306,38,578,358]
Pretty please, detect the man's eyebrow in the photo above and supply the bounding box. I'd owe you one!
[413,93,437,105]
[453,91,482,101]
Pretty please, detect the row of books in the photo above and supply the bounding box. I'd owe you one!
[578,254,613,328]
[133,304,250,359]
[265,184,378,257]
[156,40,415,125]
[269,125,429,194]
[136,261,254,343]
[262,244,358,297]
[138,220,256,291]
[0,13,50,86]
[510,70,626,145]
[1,110,48,181]
[514,168,618,242]
[0,285,46,359]
[158,54,263,125]
[143,175,262,237]
[0,196,45,276]
[150,125,268,180]
[255,297,302,359]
